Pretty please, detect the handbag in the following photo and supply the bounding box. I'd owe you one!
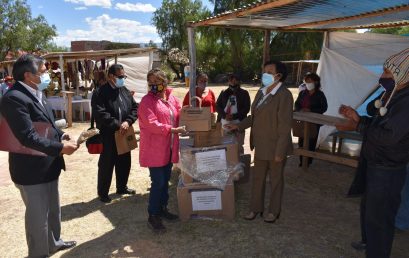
[85,114,103,154]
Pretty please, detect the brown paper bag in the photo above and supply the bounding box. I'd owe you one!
[179,97,212,131]
[115,126,138,155]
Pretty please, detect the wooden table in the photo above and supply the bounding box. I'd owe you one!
[292,112,359,169]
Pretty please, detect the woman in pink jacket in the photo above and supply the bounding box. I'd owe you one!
[138,68,186,233]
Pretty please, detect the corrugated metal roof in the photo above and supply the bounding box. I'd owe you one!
[190,0,409,31]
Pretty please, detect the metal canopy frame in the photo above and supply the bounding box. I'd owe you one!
[189,0,409,31]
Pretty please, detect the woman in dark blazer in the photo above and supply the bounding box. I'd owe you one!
[294,72,327,167]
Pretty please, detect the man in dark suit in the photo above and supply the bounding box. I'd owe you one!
[0,54,78,257]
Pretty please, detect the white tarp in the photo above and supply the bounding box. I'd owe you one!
[116,52,153,103]
[317,32,409,146]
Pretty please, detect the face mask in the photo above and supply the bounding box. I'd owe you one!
[262,73,278,87]
[34,73,51,91]
[305,82,315,91]
[149,84,164,94]
[379,77,395,92]
[229,84,239,89]
[197,82,207,89]
[116,78,125,87]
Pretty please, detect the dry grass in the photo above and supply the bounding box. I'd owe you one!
[0,85,408,258]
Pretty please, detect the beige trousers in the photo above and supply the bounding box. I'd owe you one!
[250,158,285,215]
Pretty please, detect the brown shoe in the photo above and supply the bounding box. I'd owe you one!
[244,211,263,220]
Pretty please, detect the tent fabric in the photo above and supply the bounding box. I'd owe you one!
[116,53,152,103]
[317,32,409,146]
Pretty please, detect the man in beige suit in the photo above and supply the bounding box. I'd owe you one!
[226,61,293,223]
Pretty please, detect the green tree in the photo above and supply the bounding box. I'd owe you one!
[269,31,324,61]
[0,0,57,61]
[152,0,211,79]
[369,26,409,35]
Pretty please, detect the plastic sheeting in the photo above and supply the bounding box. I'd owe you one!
[116,53,153,103]
[317,32,409,146]
[179,138,244,190]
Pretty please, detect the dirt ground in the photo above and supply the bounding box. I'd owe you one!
[0,85,408,258]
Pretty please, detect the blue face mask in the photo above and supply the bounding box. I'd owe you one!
[116,78,125,87]
[34,73,51,91]
[262,73,276,87]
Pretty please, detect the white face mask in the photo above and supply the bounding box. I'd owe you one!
[305,82,315,91]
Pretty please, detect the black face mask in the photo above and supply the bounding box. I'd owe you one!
[379,78,395,92]
[229,84,239,89]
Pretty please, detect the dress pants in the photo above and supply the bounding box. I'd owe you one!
[250,158,285,215]
[98,132,131,197]
[148,162,173,216]
[15,180,64,258]
[363,165,407,258]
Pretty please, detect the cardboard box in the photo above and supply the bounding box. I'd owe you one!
[180,171,194,184]
[193,123,223,147]
[179,106,211,132]
[177,178,235,221]
[180,142,239,170]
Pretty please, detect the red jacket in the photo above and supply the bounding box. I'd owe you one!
[182,87,216,113]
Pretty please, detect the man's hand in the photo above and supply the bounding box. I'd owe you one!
[120,121,130,135]
[171,126,187,134]
[339,105,359,123]
[60,140,78,155]
[61,133,71,141]
[226,114,233,121]
[224,124,239,131]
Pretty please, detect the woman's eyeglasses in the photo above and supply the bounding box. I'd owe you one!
[116,75,127,79]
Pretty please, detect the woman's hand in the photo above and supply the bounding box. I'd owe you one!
[120,121,129,135]
[171,126,187,134]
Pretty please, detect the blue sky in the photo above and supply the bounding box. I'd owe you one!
[27,0,214,47]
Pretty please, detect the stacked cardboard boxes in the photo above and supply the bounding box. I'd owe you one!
[177,122,241,221]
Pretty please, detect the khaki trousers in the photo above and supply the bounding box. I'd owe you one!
[250,158,285,215]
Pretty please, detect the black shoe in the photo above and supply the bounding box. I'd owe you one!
[99,196,112,203]
[56,241,77,252]
[351,241,366,251]
[148,215,166,233]
[116,187,136,195]
[160,207,179,221]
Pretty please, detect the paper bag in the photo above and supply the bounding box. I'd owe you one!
[115,126,138,155]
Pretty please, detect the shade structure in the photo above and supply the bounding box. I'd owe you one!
[190,0,409,31]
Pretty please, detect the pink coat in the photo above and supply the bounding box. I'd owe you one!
[138,88,181,167]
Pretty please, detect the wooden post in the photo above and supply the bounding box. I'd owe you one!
[187,26,197,107]
[59,55,65,91]
[115,55,118,64]
[62,91,74,127]
[302,121,310,170]
[262,30,271,66]
[75,60,79,96]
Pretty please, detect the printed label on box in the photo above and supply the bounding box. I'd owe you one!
[191,190,222,211]
[195,149,227,173]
